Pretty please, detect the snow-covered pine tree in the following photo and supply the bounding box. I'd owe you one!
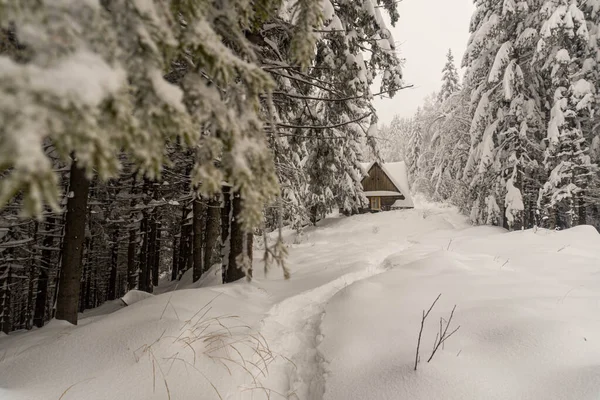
[0,0,286,323]
[438,49,461,103]
[376,116,413,162]
[405,112,423,187]
[257,0,404,223]
[581,0,600,227]
[535,0,598,228]
[428,90,471,205]
[461,0,545,228]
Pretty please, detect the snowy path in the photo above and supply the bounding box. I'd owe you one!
[256,251,402,399]
[239,205,461,399]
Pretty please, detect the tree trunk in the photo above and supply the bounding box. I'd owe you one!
[107,228,119,300]
[578,195,586,226]
[186,227,193,272]
[34,216,54,328]
[79,261,87,313]
[152,222,161,287]
[221,188,232,283]
[310,205,318,226]
[178,226,190,279]
[80,216,93,313]
[84,268,93,310]
[171,234,179,281]
[246,232,253,279]
[126,174,139,291]
[0,260,12,334]
[204,198,221,274]
[177,204,190,279]
[24,222,39,329]
[138,212,149,292]
[225,191,247,283]
[147,211,157,292]
[56,161,91,325]
[127,228,137,291]
[192,197,205,282]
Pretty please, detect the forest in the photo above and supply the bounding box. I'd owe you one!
[0,0,599,338]
[0,0,403,333]
[380,0,600,231]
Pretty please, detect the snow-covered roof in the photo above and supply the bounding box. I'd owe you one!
[360,161,414,208]
[364,190,404,197]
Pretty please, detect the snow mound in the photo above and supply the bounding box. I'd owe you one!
[121,290,154,306]
[320,221,600,400]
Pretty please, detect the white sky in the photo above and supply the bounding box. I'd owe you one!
[373,0,476,125]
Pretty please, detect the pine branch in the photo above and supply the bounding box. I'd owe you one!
[270,112,372,130]
[271,86,413,103]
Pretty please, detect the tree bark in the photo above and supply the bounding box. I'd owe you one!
[34,216,54,328]
[126,174,139,291]
[177,203,192,279]
[178,226,190,279]
[310,205,318,226]
[127,228,137,291]
[152,222,161,287]
[147,211,157,292]
[225,191,247,283]
[171,206,185,281]
[84,268,93,310]
[221,188,232,283]
[138,211,149,292]
[24,222,39,329]
[192,197,205,282]
[204,198,221,274]
[578,195,586,226]
[56,161,91,325]
[170,236,179,281]
[246,232,253,279]
[107,228,119,300]
[0,258,12,333]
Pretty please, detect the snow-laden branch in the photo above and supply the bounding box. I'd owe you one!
[270,112,372,130]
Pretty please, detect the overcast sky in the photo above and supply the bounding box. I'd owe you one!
[373,0,476,125]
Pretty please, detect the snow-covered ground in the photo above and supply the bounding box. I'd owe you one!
[2,199,600,400]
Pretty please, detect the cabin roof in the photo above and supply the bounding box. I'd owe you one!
[360,161,414,208]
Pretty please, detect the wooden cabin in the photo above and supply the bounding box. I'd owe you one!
[360,161,413,212]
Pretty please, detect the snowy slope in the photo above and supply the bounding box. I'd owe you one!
[2,199,600,400]
[321,224,600,400]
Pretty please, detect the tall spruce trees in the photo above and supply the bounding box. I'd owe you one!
[0,0,405,330]
[391,0,600,232]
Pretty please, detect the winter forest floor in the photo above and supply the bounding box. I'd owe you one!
[2,198,600,400]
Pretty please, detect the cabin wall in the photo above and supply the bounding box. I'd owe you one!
[381,196,405,209]
[360,195,405,212]
[361,164,399,192]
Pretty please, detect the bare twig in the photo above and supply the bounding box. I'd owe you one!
[57,378,95,400]
[414,293,441,371]
[428,305,460,363]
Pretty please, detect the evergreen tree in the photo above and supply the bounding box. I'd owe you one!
[460,0,546,228]
[535,0,598,228]
[438,49,461,102]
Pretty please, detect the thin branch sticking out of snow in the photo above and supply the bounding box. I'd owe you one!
[414,293,441,371]
[428,305,460,363]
